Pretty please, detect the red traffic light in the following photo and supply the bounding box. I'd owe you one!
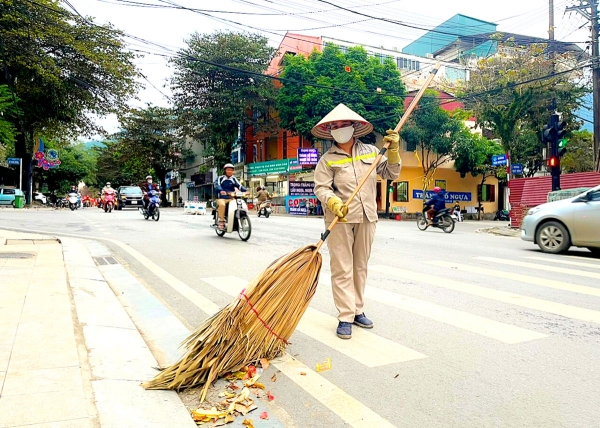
[548,156,559,168]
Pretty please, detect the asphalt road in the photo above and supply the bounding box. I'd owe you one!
[2,206,600,428]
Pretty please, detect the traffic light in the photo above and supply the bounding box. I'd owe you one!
[542,124,555,145]
[556,121,568,157]
[548,156,560,168]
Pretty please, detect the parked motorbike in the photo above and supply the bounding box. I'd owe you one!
[68,192,80,211]
[256,200,272,218]
[211,193,252,241]
[140,189,160,221]
[417,207,455,233]
[493,209,510,221]
[103,191,116,213]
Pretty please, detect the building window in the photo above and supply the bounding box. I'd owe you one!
[340,45,348,54]
[434,180,446,190]
[282,131,288,159]
[478,184,496,202]
[392,181,409,202]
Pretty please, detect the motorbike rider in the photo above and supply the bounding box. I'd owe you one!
[425,187,446,225]
[141,175,161,211]
[101,182,115,208]
[215,163,247,230]
[256,187,271,212]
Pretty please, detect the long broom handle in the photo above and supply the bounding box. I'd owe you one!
[317,63,440,247]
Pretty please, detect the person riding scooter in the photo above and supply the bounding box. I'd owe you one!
[141,175,161,211]
[101,182,116,210]
[425,187,446,225]
[256,187,271,212]
[215,163,247,230]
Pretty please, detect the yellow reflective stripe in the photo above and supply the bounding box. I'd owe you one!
[327,151,377,167]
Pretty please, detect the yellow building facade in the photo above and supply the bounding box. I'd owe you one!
[375,141,500,216]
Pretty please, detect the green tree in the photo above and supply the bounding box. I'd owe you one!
[561,130,595,173]
[277,44,405,144]
[454,134,506,219]
[0,0,140,200]
[111,106,186,204]
[171,31,276,167]
[0,85,19,153]
[401,92,475,193]
[95,141,150,189]
[455,41,587,176]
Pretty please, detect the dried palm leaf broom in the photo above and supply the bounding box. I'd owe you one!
[142,64,441,402]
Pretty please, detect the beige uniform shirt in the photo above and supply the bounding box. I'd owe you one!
[314,140,401,223]
[257,190,269,203]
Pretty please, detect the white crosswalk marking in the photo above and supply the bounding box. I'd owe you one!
[202,276,426,367]
[430,260,600,298]
[271,354,396,428]
[525,256,600,269]
[476,257,600,280]
[318,275,547,344]
[370,265,600,325]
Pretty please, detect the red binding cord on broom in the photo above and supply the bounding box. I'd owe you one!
[239,289,290,345]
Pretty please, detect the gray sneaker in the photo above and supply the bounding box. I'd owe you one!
[336,321,352,339]
[353,313,373,329]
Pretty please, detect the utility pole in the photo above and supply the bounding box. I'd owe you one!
[550,0,555,41]
[567,0,600,171]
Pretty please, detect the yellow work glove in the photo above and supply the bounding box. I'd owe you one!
[326,196,348,222]
[383,129,400,165]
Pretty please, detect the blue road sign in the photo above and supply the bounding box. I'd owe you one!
[492,154,508,166]
[511,164,523,175]
[7,157,20,165]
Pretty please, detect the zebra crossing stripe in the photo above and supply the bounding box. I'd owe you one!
[271,353,396,428]
[201,276,426,367]
[476,257,600,281]
[370,265,600,325]
[436,259,600,297]
[318,275,547,344]
[525,256,600,269]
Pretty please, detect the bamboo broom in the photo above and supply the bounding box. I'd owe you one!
[143,63,441,402]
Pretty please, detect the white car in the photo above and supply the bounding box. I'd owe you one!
[520,184,600,254]
[33,192,47,205]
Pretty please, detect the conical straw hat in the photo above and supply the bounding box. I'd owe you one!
[311,103,373,140]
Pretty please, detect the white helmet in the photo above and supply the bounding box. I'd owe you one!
[223,163,234,169]
[106,182,111,186]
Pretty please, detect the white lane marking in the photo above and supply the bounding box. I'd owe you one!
[477,256,600,281]
[370,265,600,325]
[318,275,546,344]
[436,259,600,297]
[202,276,426,367]
[271,354,396,428]
[526,256,600,269]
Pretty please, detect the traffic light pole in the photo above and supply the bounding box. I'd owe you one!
[549,114,561,191]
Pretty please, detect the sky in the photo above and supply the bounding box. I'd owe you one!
[68,0,592,139]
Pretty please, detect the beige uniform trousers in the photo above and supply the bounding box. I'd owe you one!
[326,219,377,323]
[217,199,228,221]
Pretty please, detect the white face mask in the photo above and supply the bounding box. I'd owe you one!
[330,125,355,144]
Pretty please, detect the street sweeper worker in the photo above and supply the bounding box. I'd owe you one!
[313,103,401,339]
[215,163,247,230]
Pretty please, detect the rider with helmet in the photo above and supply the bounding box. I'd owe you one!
[141,175,161,210]
[102,182,113,196]
[214,163,247,230]
[256,186,271,212]
[425,187,446,225]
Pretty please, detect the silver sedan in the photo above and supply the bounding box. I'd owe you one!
[521,184,600,254]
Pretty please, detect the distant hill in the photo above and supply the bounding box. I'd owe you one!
[83,141,106,151]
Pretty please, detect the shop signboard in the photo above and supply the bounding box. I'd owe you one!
[288,158,302,172]
[247,159,289,176]
[412,190,472,202]
[289,181,315,197]
[286,195,319,215]
[297,148,319,166]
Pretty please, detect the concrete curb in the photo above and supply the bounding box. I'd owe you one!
[62,238,196,428]
[476,226,520,237]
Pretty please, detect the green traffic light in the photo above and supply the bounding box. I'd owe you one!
[558,138,568,149]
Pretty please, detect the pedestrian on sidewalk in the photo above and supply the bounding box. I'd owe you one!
[313,103,401,339]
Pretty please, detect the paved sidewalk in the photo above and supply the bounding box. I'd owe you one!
[0,230,195,428]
